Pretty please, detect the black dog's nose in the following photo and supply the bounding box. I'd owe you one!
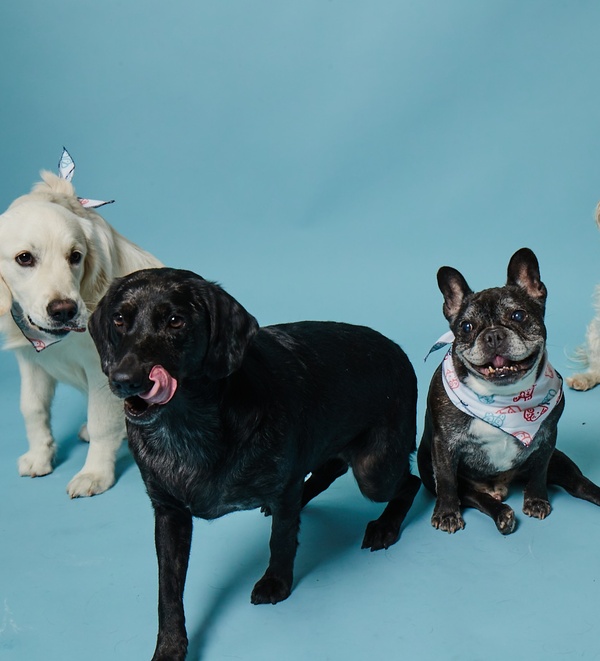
[110,370,146,397]
[47,299,78,324]
[483,327,506,350]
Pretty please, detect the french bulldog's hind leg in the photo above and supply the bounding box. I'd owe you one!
[460,487,516,535]
[548,449,600,506]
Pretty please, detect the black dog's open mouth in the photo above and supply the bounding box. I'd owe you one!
[471,351,539,380]
[124,396,153,419]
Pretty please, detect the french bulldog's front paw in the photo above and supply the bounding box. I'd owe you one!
[18,447,55,477]
[523,497,551,519]
[431,509,465,534]
[566,373,600,392]
[67,470,115,498]
[495,506,516,535]
[251,574,291,605]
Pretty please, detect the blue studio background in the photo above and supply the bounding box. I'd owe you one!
[2,2,600,660]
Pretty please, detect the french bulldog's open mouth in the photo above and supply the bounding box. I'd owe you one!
[472,351,539,380]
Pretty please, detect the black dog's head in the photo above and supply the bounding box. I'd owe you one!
[89,268,259,423]
[437,247,547,391]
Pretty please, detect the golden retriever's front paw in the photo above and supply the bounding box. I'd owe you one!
[67,471,115,498]
[18,449,55,477]
[566,373,600,391]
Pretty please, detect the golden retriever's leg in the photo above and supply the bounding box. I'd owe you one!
[66,380,125,498]
[15,352,57,477]
[567,290,600,391]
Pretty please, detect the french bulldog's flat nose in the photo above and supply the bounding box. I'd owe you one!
[47,298,78,323]
[484,327,506,350]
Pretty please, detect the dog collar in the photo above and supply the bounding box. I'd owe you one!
[10,302,68,352]
[439,347,563,447]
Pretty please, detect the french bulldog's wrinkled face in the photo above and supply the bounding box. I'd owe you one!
[438,248,547,391]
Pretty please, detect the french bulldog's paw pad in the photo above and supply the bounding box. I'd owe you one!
[18,450,54,477]
[566,374,599,391]
[523,498,551,519]
[67,471,114,498]
[251,575,291,605]
[495,508,516,535]
[431,511,465,534]
[361,520,400,551]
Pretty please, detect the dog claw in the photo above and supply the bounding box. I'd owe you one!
[523,498,551,520]
[431,511,465,534]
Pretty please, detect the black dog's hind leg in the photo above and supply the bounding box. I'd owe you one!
[152,505,193,661]
[362,473,421,551]
[251,484,303,605]
[548,449,600,505]
[301,457,349,508]
[459,486,516,535]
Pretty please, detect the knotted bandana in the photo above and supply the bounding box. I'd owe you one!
[427,332,563,447]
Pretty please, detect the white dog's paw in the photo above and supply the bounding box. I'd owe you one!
[566,373,600,391]
[67,470,115,498]
[18,448,55,477]
[78,424,90,443]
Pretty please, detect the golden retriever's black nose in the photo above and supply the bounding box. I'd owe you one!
[47,298,78,324]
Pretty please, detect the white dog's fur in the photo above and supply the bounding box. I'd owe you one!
[567,202,600,391]
[0,171,162,496]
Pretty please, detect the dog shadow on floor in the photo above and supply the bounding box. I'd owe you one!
[186,477,427,660]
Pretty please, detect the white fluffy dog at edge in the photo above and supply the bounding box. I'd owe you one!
[0,170,162,497]
[567,202,600,392]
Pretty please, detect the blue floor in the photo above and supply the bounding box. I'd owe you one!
[3,2,600,659]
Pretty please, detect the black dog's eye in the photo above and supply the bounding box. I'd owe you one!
[113,313,125,328]
[460,321,473,334]
[511,310,526,323]
[69,250,83,266]
[168,315,185,329]
[15,252,34,267]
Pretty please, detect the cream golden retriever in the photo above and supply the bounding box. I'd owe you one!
[0,170,162,497]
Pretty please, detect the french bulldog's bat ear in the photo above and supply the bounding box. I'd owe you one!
[437,266,472,322]
[506,248,547,302]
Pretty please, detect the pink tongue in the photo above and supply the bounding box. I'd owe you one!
[492,355,508,368]
[139,365,178,405]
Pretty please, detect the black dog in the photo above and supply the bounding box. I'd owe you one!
[418,247,600,534]
[89,267,420,661]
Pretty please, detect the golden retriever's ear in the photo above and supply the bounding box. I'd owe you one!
[0,273,12,315]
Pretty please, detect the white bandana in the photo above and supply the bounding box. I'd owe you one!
[428,333,563,447]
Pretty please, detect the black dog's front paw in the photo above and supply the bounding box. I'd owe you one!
[361,519,400,551]
[431,508,465,534]
[523,497,551,520]
[251,574,291,605]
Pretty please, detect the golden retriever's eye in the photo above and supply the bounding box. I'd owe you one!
[168,315,185,329]
[69,250,83,266]
[113,313,125,328]
[15,252,34,267]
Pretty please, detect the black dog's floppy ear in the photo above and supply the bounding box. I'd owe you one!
[198,281,259,381]
[437,266,472,323]
[506,247,547,304]
[88,287,116,376]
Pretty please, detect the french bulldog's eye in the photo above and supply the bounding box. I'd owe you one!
[113,313,125,328]
[460,321,473,334]
[168,315,185,329]
[511,310,526,323]
[15,251,35,267]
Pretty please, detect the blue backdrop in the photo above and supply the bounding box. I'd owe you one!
[2,2,600,660]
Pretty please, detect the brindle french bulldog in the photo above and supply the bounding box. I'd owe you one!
[418,247,600,534]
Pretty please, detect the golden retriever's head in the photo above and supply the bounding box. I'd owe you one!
[0,172,120,345]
